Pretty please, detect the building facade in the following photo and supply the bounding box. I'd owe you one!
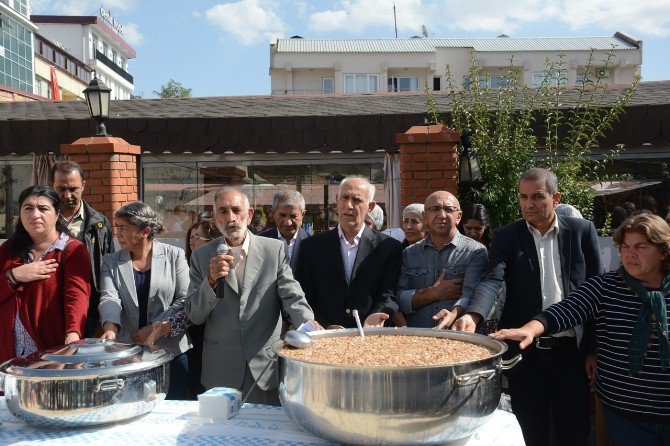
[34,33,92,100]
[270,32,641,95]
[31,13,135,100]
[0,0,37,97]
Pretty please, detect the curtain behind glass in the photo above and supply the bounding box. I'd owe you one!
[383,153,400,228]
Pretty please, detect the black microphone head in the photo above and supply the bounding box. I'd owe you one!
[217,243,229,255]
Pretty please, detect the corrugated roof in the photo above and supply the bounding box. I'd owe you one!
[276,35,639,53]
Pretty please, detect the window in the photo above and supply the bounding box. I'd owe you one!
[433,76,441,91]
[111,49,117,65]
[490,76,510,88]
[91,35,98,57]
[102,42,108,58]
[462,76,487,89]
[387,76,419,92]
[344,74,379,93]
[322,77,334,93]
[532,71,567,87]
[0,14,33,93]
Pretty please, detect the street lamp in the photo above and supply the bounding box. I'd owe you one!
[83,76,112,136]
[459,132,483,187]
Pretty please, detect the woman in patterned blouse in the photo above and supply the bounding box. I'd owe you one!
[0,186,91,362]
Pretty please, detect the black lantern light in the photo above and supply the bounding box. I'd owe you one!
[459,131,483,187]
[83,75,112,136]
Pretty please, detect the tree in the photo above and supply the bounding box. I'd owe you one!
[152,79,192,98]
[428,50,639,227]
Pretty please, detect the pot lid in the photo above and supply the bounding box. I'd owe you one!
[0,338,173,378]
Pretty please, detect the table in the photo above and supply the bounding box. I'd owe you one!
[0,399,524,445]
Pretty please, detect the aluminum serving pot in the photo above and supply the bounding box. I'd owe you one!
[0,338,173,428]
[272,328,520,445]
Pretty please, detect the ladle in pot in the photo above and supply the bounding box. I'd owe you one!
[284,330,313,349]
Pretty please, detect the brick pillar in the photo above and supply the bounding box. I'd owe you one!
[396,124,460,207]
[60,136,141,228]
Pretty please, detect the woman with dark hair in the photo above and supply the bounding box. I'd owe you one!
[185,222,200,264]
[0,186,91,362]
[99,201,191,400]
[458,203,492,249]
[492,213,670,445]
[185,218,221,399]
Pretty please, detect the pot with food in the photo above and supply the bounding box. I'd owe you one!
[272,327,520,445]
[0,338,173,428]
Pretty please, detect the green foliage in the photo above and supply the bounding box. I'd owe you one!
[152,79,192,98]
[427,50,639,227]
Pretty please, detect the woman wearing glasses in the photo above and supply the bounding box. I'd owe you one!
[98,201,191,400]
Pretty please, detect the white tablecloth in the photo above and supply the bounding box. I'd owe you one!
[0,399,524,445]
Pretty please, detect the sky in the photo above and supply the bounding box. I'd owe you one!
[29,0,670,98]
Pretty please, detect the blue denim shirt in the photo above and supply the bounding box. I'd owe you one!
[398,231,488,328]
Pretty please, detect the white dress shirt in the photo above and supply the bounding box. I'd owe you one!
[527,216,576,338]
[276,228,298,260]
[230,231,251,291]
[338,224,365,284]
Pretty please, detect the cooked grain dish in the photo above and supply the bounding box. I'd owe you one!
[281,335,494,366]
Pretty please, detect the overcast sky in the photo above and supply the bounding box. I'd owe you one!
[29,0,670,98]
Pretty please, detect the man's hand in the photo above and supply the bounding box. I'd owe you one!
[451,313,481,332]
[363,312,389,327]
[393,311,408,327]
[489,320,545,349]
[433,306,464,329]
[412,270,463,309]
[307,320,325,331]
[208,253,234,288]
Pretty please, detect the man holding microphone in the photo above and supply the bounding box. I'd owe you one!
[187,187,318,404]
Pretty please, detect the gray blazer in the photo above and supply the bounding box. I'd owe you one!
[98,240,191,355]
[188,232,314,391]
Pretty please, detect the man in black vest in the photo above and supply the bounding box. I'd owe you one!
[51,161,115,337]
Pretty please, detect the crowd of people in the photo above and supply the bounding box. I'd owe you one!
[0,161,668,445]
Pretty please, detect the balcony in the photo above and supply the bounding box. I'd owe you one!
[94,50,133,84]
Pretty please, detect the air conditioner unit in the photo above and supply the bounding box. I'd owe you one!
[597,68,610,77]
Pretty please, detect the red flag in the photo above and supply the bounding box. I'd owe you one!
[50,66,61,100]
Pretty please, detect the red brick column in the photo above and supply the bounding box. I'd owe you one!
[396,124,460,207]
[60,136,140,228]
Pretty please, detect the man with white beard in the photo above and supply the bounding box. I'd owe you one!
[186,187,318,404]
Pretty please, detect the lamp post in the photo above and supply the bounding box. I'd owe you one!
[83,76,112,136]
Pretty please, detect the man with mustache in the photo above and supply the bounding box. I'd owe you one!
[51,161,115,337]
[443,168,602,446]
[187,187,318,404]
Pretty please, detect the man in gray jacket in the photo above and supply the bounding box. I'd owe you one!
[188,187,317,404]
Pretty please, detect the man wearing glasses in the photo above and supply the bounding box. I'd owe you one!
[397,191,488,328]
[51,161,115,337]
[445,167,602,446]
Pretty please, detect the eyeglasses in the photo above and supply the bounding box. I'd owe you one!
[426,205,460,214]
[190,234,210,242]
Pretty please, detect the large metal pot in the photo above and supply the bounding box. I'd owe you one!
[272,328,520,445]
[0,338,173,428]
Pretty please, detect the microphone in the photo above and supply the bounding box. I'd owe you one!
[216,243,231,290]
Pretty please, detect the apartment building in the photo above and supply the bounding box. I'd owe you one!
[0,0,38,98]
[32,13,136,100]
[270,32,642,95]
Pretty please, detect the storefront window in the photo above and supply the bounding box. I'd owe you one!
[142,155,385,244]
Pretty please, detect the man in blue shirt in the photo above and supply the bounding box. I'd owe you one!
[397,191,488,328]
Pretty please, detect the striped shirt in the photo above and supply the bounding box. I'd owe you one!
[537,271,670,422]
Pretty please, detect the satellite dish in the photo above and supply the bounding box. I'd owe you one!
[421,25,428,38]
